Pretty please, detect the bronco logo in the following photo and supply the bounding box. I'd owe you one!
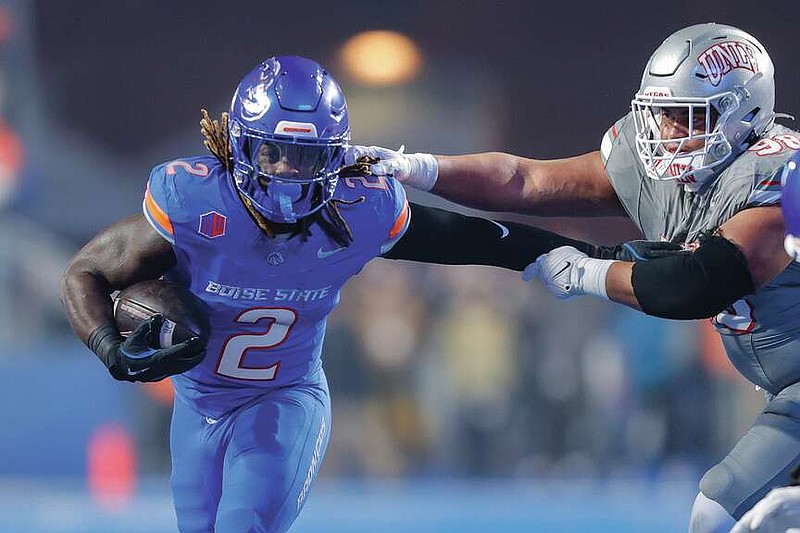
[697,41,759,87]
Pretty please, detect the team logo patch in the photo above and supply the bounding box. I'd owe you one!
[267,252,285,266]
[198,211,227,239]
[697,41,759,87]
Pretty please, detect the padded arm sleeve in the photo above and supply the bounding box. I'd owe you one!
[631,235,755,319]
[383,203,597,271]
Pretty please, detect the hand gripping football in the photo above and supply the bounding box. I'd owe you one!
[113,280,211,348]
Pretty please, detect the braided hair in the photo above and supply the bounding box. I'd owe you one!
[200,109,361,246]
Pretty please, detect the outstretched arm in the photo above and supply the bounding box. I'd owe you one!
[434,151,626,216]
[347,147,627,217]
[383,202,599,270]
[384,203,682,272]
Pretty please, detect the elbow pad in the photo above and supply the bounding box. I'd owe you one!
[631,235,755,319]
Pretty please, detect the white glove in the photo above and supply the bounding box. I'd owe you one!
[731,486,800,532]
[344,145,438,191]
[523,246,616,300]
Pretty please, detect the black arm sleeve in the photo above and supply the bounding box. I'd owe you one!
[631,235,755,319]
[382,202,597,271]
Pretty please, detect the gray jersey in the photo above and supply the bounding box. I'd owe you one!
[601,113,800,393]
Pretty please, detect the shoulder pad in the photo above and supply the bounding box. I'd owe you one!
[143,156,223,243]
[741,127,800,207]
[600,115,630,164]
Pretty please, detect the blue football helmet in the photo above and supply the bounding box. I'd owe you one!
[229,56,349,224]
[782,152,800,261]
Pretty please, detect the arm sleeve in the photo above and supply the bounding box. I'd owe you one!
[382,203,597,271]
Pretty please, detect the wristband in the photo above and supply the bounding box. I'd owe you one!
[87,325,123,370]
[575,257,616,299]
[405,153,438,191]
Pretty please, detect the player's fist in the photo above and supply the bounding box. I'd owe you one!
[88,315,206,383]
[344,145,438,191]
[523,246,615,300]
[115,315,206,382]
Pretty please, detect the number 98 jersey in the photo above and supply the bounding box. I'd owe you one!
[143,156,410,418]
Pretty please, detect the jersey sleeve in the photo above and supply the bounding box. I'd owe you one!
[600,116,628,165]
[379,177,411,254]
[143,162,178,244]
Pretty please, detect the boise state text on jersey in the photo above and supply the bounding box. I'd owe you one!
[143,155,409,418]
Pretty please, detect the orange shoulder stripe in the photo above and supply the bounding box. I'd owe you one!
[144,185,174,235]
[388,199,410,239]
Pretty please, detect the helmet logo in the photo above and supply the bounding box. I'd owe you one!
[697,41,759,87]
[240,83,272,122]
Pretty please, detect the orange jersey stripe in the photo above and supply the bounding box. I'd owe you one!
[144,186,174,235]
[388,200,410,239]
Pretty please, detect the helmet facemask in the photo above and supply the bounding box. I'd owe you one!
[632,92,732,191]
[230,120,346,224]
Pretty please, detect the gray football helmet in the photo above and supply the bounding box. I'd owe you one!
[631,23,776,191]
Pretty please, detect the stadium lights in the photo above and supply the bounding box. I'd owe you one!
[338,30,422,86]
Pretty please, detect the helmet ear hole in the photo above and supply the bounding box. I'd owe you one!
[742,107,761,123]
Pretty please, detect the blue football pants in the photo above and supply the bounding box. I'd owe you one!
[170,370,331,533]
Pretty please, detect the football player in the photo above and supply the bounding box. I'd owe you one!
[351,23,800,533]
[59,56,619,532]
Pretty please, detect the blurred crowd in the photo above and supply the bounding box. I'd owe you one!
[320,260,761,481]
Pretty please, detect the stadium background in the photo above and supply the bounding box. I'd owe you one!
[1,0,799,531]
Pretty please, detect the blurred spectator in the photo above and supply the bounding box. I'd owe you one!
[429,267,519,475]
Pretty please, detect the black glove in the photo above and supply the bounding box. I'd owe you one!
[87,315,207,382]
[595,240,690,262]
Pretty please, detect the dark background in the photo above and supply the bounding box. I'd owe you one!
[34,1,800,160]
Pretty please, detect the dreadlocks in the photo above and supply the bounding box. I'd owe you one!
[200,109,362,246]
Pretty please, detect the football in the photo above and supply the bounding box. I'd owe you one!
[113,280,211,348]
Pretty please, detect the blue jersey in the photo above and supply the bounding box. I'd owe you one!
[143,156,409,418]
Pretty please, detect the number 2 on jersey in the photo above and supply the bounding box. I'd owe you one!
[216,308,297,380]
